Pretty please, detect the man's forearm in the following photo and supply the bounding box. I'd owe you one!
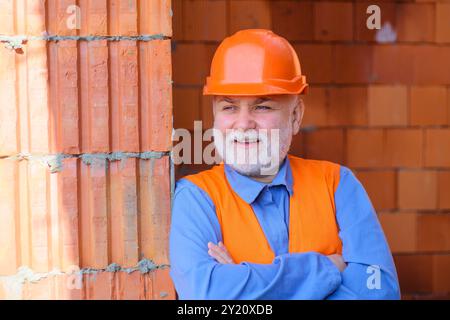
[171,251,342,300]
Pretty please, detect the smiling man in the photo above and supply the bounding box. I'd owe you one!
[169,29,400,300]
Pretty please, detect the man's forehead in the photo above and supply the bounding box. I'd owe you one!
[215,96,274,104]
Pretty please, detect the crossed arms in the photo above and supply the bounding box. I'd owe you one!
[169,167,401,300]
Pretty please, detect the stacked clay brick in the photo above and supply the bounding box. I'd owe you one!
[0,0,174,299]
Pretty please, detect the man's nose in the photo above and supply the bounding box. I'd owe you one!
[233,108,256,130]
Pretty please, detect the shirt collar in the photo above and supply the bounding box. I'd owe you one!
[224,156,294,204]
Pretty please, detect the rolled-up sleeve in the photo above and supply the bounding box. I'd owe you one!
[169,178,342,300]
[326,166,401,300]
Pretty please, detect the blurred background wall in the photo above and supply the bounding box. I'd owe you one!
[172,0,450,299]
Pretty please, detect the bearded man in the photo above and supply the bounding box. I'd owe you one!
[169,29,400,300]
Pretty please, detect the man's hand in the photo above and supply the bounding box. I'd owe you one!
[327,254,347,272]
[208,241,235,264]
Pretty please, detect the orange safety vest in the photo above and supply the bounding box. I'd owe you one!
[184,154,343,264]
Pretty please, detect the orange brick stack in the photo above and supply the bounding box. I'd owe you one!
[172,0,450,299]
[0,0,174,299]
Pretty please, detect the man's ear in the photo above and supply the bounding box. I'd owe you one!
[292,95,304,135]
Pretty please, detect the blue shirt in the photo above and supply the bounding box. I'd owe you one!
[169,157,401,299]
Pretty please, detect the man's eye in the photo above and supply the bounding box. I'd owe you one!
[255,105,271,110]
[223,105,236,111]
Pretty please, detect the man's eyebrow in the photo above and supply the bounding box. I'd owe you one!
[251,97,272,105]
[217,96,237,104]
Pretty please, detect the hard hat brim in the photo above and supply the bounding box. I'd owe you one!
[203,77,308,96]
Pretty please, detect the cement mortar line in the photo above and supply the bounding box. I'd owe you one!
[0,151,170,173]
[0,259,170,285]
[0,33,170,50]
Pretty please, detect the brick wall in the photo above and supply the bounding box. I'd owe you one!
[0,0,174,299]
[172,0,450,299]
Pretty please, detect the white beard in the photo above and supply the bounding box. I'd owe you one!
[213,126,293,177]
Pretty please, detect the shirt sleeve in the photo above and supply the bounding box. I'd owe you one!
[326,166,401,300]
[169,178,342,300]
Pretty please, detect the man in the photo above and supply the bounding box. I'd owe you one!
[169,29,400,299]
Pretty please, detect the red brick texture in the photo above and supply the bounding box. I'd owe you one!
[172,1,450,299]
[0,0,174,299]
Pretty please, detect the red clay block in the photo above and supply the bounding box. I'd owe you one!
[398,170,438,210]
[85,272,114,300]
[346,129,384,168]
[140,40,173,152]
[23,0,47,35]
[173,87,201,131]
[48,40,80,154]
[433,255,450,293]
[0,48,18,156]
[138,157,171,264]
[47,0,78,36]
[109,0,138,36]
[417,214,450,252]
[289,133,305,159]
[372,45,416,85]
[229,0,272,34]
[304,128,345,164]
[354,1,396,42]
[109,158,139,267]
[394,254,433,294]
[0,0,15,34]
[201,93,214,130]
[436,3,450,43]
[28,40,51,153]
[368,85,408,126]
[334,45,373,84]
[301,87,328,128]
[314,1,353,41]
[438,171,450,209]
[378,212,417,253]
[140,0,172,36]
[413,46,450,85]
[271,1,314,41]
[356,170,397,211]
[152,268,176,300]
[28,161,51,272]
[23,276,55,300]
[80,159,109,269]
[0,160,19,274]
[80,40,110,153]
[184,0,227,41]
[56,158,80,271]
[425,129,450,168]
[117,271,144,300]
[172,42,216,85]
[410,86,448,126]
[172,0,183,40]
[110,41,140,152]
[294,44,333,84]
[396,3,435,43]
[18,161,31,268]
[384,129,423,168]
[58,273,84,300]
[79,0,108,36]
[328,86,368,126]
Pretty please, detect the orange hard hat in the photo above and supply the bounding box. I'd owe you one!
[203,29,308,96]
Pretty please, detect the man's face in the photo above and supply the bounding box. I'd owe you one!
[212,94,304,177]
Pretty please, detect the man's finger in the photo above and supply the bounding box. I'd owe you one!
[208,242,229,263]
[210,244,232,263]
[218,242,234,263]
[208,248,228,264]
[208,242,234,264]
